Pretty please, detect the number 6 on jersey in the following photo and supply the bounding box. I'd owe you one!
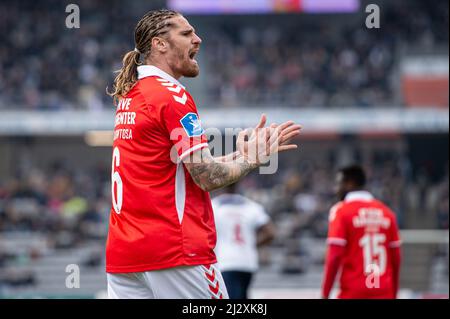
[111,147,123,214]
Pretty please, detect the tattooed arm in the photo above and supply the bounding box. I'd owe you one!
[214,151,241,163]
[183,117,302,192]
[183,148,258,192]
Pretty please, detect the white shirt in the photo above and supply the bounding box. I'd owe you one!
[212,194,270,273]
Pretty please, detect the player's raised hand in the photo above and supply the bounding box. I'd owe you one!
[269,121,302,152]
[236,126,270,164]
[254,113,267,130]
[252,113,302,151]
[237,115,302,165]
[236,113,266,159]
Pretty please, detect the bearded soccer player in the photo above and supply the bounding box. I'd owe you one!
[106,9,301,299]
[321,165,402,299]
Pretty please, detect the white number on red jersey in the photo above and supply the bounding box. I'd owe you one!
[111,147,123,214]
[359,233,387,276]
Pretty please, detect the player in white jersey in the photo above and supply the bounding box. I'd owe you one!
[212,183,275,299]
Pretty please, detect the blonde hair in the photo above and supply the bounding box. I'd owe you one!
[108,9,179,104]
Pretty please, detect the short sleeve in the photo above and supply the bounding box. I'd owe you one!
[327,203,347,246]
[252,204,270,229]
[211,198,220,214]
[162,93,208,160]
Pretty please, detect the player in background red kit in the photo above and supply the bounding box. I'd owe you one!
[322,165,402,299]
[106,9,301,299]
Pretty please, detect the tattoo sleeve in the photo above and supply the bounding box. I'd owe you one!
[183,148,258,192]
[214,151,241,163]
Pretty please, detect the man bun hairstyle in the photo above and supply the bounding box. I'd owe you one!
[108,9,179,104]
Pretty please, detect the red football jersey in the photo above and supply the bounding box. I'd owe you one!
[106,65,217,273]
[327,191,401,298]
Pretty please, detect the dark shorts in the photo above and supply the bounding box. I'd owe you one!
[221,270,253,299]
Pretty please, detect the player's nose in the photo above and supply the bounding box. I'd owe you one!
[193,33,202,45]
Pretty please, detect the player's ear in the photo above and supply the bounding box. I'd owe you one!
[152,37,168,53]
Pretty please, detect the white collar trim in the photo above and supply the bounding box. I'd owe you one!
[345,191,374,202]
[137,65,185,89]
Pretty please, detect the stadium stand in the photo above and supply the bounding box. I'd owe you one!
[0,0,447,109]
[0,0,448,299]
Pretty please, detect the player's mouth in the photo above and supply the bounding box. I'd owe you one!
[188,49,199,63]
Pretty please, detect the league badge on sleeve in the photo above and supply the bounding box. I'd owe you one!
[180,113,205,137]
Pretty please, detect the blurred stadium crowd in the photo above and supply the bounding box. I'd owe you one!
[0,0,448,110]
[204,1,448,108]
[0,162,109,287]
[0,146,448,286]
[0,0,447,297]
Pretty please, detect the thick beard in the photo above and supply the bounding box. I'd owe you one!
[182,62,199,78]
[168,40,200,78]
